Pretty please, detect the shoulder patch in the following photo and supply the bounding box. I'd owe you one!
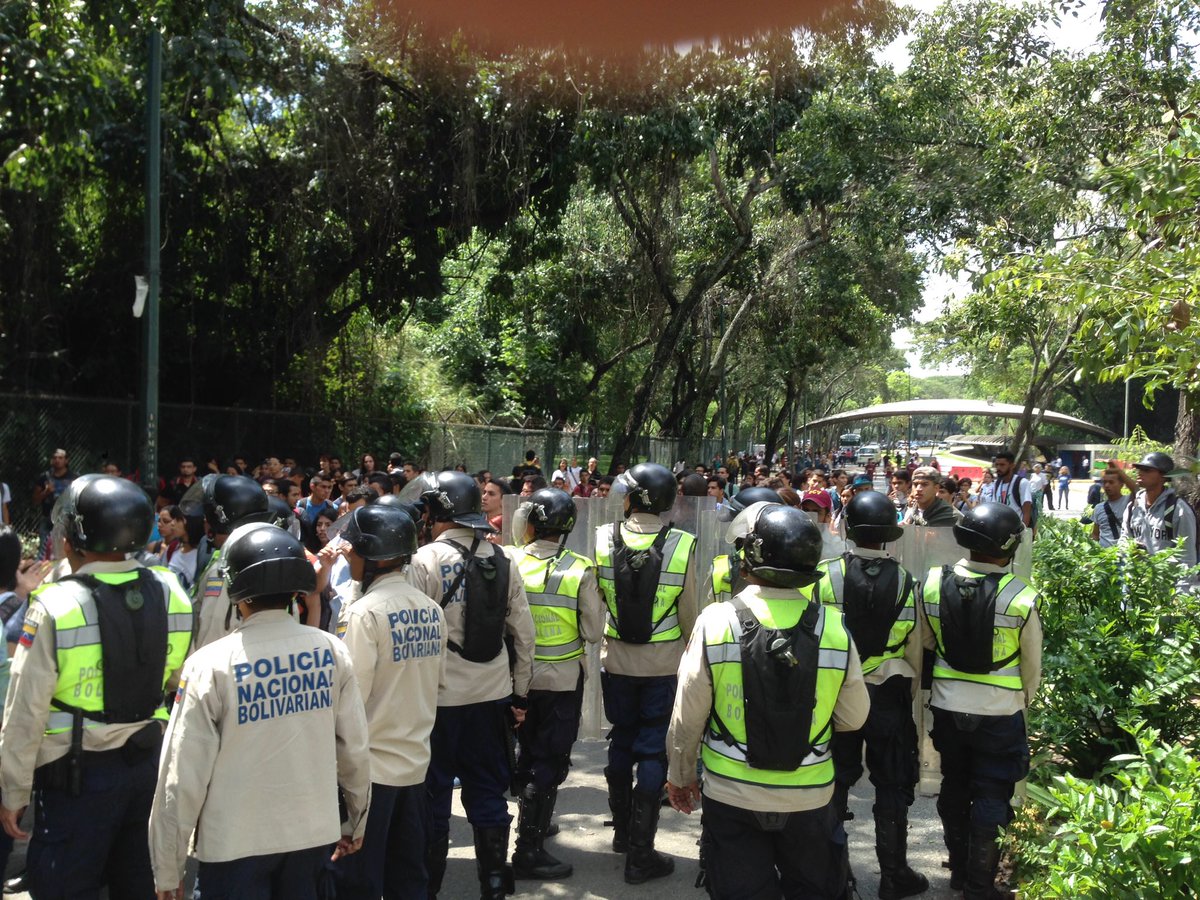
[175,677,187,703]
[19,619,37,647]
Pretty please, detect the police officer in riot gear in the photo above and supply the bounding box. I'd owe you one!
[190,474,270,651]
[708,487,782,605]
[408,471,536,899]
[0,475,193,899]
[150,522,371,900]
[595,462,699,884]
[920,502,1042,900]
[818,490,928,900]
[509,488,604,880]
[666,503,869,898]
[329,505,446,900]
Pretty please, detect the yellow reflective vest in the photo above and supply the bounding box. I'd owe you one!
[922,564,1037,692]
[701,592,849,788]
[35,567,192,735]
[596,524,694,645]
[816,554,916,676]
[516,548,591,663]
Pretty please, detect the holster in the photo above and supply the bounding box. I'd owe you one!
[752,810,791,832]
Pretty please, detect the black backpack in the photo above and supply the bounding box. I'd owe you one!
[716,596,821,771]
[839,554,910,662]
[610,524,669,644]
[935,568,1018,675]
[441,538,511,663]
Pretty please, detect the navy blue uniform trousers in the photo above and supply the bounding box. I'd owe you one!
[26,749,157,900]
[601,671,675,794]
[700,796,849,900]
[831,674,919,815]
[328,782,427,900]
[425,699,513,844]
[515,674,584,793]
[930,707,1029,831]
[198,846,328,900]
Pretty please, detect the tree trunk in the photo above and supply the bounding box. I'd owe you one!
[1175,388,1200,458]
[762,377,798,468]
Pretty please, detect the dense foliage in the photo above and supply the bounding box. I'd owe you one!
[1013,517,1200,896]
[2,0,1197,463]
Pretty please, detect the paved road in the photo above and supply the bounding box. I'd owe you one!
[2,738,960,899]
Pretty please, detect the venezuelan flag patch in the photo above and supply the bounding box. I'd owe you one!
[175,678,188,703]
[19,620,37,648]
[203,572,223,599]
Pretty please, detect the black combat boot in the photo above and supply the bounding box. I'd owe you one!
[512,786,573,879]
[545,787,560,837]
[936,796,968,890]
[832,781,854,821]
[426,831,449,899]
[963,826,1012,900]
[605,766,633,853]
[624,789,675,884]
[874,810,929,900]
[473,825,516,900]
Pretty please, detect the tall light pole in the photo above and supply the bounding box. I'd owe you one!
[141,29,162,490]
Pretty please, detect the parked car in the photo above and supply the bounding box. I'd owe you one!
[858,444,881,462]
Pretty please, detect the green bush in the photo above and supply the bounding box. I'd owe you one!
[1029,518,1200,777]
[1015,723,1200,899]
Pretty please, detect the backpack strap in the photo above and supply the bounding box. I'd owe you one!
[440,537,481,610]
[1102,500,1120,540]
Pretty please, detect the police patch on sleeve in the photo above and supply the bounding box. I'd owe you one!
[175,677,187,703]
[19,619,37,647]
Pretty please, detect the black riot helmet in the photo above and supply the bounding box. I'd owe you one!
[616,463,677,516]
[719,486,782,521]
[222,522,316,602]
[372,493,425,525]
[201,474,269,535]
[522,488,577,537]
[953,502,1024,560]
[266,495,296,529]
[338,505,418,562]
[741,504,824,589]
[53,474,153,554]
[419,470,492,530]
[844,490,904,545]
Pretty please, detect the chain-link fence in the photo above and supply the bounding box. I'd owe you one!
[0,392,701,540]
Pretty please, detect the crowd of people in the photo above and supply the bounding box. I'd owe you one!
[0,439,1193,900]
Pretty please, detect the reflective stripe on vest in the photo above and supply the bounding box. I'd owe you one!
[817,556,916,676]
[37,568,192,734]
[922,564,1035,692]
[700,598,850,788]
[518,548,590,662]
[596,526,695,644]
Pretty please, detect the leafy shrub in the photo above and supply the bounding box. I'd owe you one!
[1029,518,1200,777]
[1013,723,1200,899]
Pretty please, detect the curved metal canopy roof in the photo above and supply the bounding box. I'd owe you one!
[807,399,1115,440]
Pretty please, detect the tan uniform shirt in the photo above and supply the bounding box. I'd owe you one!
[342,569,446,786]
[0,560,189,811]
[520,539,604,693]
[829,547,923,688]
[149,610,371,890]
[600,513,700,678]
[191,547,236,654]
[667,584,869,813]
[920,558,1043,716]
[408,527,535,705]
